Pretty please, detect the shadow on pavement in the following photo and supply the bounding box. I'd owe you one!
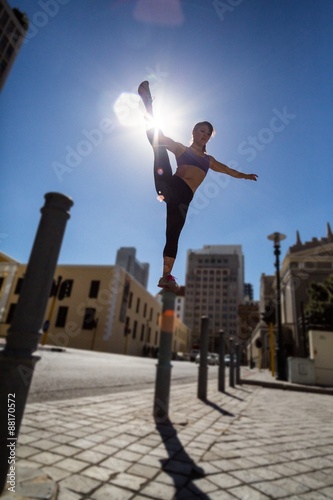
[203,398,235,417]
[223,391,244,401]
[155,417,210,499]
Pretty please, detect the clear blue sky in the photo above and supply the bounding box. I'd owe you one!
[1,0,332,299]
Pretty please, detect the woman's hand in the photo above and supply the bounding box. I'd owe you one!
[245,173,258,181]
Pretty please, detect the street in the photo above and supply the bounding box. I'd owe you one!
[27,347,219,403]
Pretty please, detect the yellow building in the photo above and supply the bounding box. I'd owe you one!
[0,253,190,357]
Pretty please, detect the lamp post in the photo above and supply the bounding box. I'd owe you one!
[267,231,286,381]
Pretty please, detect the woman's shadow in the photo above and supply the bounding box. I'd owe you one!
[154,400,235,498]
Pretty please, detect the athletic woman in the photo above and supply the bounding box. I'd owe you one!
[138,81,258,292]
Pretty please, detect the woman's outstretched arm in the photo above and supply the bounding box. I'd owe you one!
[210,157,258,181]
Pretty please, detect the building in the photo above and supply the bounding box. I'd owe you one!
[115,247,149,289]
[281,223,333,356]
[0,0,28,90]
[184,245,245,351]
[0,252,191,357]
[248,224,333,369]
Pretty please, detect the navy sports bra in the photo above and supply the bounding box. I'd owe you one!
[176,148,210,174]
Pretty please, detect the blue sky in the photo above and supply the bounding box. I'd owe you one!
[1,0,332,299]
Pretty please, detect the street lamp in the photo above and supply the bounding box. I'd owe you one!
[267,231,287,381]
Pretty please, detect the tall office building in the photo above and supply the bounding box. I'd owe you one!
[0,1,28,90]
[184,245,244,351]
[115,247,149,289]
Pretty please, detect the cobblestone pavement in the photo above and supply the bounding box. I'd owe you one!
[1,370,333,499]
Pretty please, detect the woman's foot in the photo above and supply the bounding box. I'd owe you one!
[138,81,153,115]
[158,274,180,293]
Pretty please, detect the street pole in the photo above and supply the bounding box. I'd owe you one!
[268,232,287,381]
[0,193,73,494]
[218,329,225,393]
[197,316,209,401]
[153,290,175,422]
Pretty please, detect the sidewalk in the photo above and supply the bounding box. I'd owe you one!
[1,369,333,500]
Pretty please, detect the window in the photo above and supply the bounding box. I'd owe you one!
[14,278,23,294]
[6,304,16,324]
[136,298,140,313]
[0,277,4,291]
[82,308,97,330]
[132,320,138,339]
[55,306,68,327]
[140,324,145,341]
[89,280,100,298]
[143,303,147,318]
[128,292,133,309]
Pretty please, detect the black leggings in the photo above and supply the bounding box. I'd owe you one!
[147,130,193,259]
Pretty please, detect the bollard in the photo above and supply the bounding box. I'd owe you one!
[0,192,73,493]
[229,335,235,388]
[197,316,209,401]
[235,343,241,385]
[153,289,176,423]
[218,329,225,392]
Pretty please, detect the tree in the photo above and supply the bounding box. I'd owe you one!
[305,275,333,330]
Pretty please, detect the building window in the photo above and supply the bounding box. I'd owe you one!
[136,298,140,313]
[89,280,100,298]
[6,303,16,324]
[143,302,147,318]
[55,306,68,327]
[132,320,138,339]
[128,292,133,309]
[14,278,23,294]
[82,308,97,330]
[124,316,130,336]
[0,277,4,291]
[140,324,145,341]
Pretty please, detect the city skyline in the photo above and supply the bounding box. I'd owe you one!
[1,0,332,300]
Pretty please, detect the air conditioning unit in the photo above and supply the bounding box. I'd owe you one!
[287,357,315,385]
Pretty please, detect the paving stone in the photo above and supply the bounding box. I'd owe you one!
[55,457,89,473]
[91,483,133,500]
[59,473,100,494]
[127,463,159,480]
[51,444,80,457]
[140,480,176,499]
[81,465,112,482]
[30,451,63,466]
[74,449,107,464]
[109,472,147,491]
[229,484,271,499]
[206,472,241,489]
[100,456,132,473]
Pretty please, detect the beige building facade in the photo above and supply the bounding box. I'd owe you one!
[0,253,190,357]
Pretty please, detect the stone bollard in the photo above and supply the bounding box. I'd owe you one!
[0,192,73,493]
[197,316,209,401]
[153,290,176,423]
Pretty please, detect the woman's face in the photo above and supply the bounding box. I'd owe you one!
[192,124,212,147]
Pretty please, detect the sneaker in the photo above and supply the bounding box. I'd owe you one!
[158,274,180,293]
[138,80,153,114]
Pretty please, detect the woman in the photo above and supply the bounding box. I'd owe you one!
[138,81,258,292]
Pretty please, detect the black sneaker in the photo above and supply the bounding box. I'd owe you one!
[138,81,153,115]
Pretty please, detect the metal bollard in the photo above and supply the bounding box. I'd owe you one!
[218,329,225,392]
[197,316,209,401]
[0,192,73,493]
[153,290,176,422]
[229,335,235,388]
[236,343,241,385]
